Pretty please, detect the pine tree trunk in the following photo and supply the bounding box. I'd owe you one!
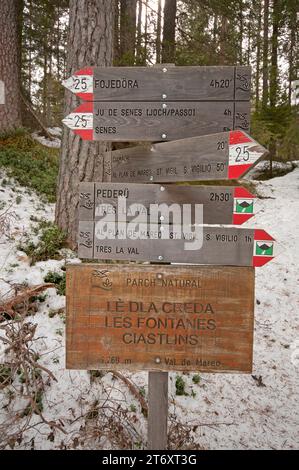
[143,0,148,65]
[162,0,177,63]
[55,0,114,247]
[119,0,136,65]
[262,0,269,108]
[288,6,296,104]
[156,0,162,64]
[255,0,262,109]
[219,16,229,64]
[239,0,243,64]
[0,0,22,132]
[113,0,120,65]
[136,0,143,65]
[270,0,279,108]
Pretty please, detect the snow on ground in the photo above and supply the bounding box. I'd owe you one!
[31,127,62,149]
[244,159,299,180]
[0,166,298,450]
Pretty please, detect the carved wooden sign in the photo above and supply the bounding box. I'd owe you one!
[79,182,256,226]
[62,65,251,102]
[78,224,275,268]
[107,131,268,181]
[62,100,250,141]
[66,264,254,373]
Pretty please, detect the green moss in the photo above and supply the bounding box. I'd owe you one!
[18,221,67,265]
[0,129,59,203]
[44,270,66,296]
[175,375,188,396]
[192,374,201,384]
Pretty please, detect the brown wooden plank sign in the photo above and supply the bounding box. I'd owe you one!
[62,65,251,102]
[62,100,250,142]
[108,131,268,181]
[66,264,254,373]
[78,223,275,267]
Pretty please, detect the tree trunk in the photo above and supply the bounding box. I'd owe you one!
[113,0,120,64]
[162,0,177,63]
[143,0,148,65]
[255,0,262,109]
[156,0,162,64]
[219,15,229,65]
[136,0,143,65]
[288,5,296,104]
[270,0,279,108]
[55,0,114,247]
[0,0,22,132]
[239,0,243,64]
[119,0,136,65]
[262,0,269,108]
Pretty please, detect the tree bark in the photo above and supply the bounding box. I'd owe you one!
[136,0,143,65]
[119,0,136,65]
[270,0,279,108]
[162,0,177,63]
[0,0,22,132]
[262,0,269,108]
[288,4,296,104]
[255,0,262,109]
[156,0,162,64]
[113,0,120,64]
[55,0,114,247]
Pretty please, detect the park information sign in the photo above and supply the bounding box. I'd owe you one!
[66,264,254,373]
[107,130,268,181]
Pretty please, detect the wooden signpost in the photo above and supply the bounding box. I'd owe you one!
[78,223,274,267]
[62,100,250,141]
[62,65,251,102]
[79,182,256,225]
[62,65,251,141]
[107,130,268,182]
[63,63,275,450]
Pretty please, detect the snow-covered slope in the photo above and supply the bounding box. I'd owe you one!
[0,167,298,450]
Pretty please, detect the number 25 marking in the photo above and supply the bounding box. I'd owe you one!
[235,145,249,161]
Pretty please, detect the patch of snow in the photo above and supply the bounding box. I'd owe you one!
[31,127,62,149]
[244,159,299,180]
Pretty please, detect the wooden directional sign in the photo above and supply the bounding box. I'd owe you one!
[66,264,254,372]
[108,130,268,181]
[78,224,275,267]
[62,65,251,102]
[62,100,250,141]
[79,182,256,226]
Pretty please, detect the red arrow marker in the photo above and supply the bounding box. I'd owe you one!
[228,131,268,179]
[62,67,94,101]
[252,229,275,267]
[233,186,256,225]
[62,102,94,140]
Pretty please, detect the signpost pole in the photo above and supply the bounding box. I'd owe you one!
[148,371,168,450]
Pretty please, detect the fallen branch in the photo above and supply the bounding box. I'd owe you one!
[109,370,148,417]
[0,283,55,321]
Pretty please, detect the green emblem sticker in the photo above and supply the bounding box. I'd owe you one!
[235,199,254,214]
[255,241,274,256]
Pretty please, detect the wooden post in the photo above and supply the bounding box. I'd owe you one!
[148,371,168,450]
